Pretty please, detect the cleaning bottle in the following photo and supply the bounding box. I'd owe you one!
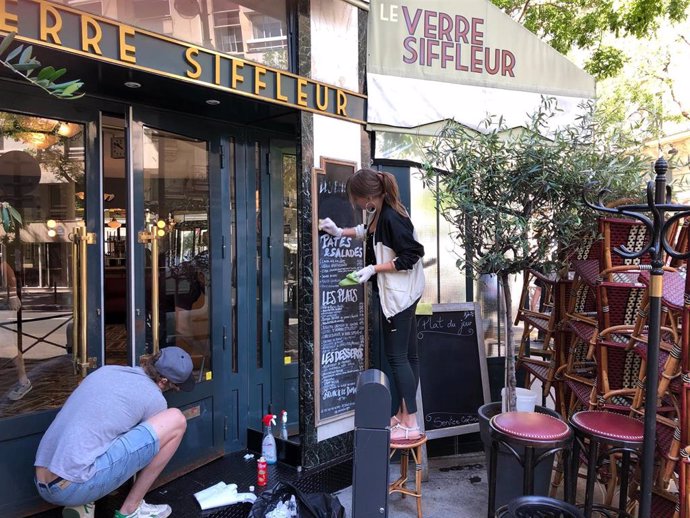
[280,410,288,440]
[261,414,277,464]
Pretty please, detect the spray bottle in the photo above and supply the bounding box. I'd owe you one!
[280,410,288,440]
[261,414,277,464]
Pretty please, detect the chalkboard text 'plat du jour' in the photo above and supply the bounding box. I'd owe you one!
[418,314,475,336]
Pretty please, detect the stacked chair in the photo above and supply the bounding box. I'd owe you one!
[515,269,561,405]
[514,211,690,516]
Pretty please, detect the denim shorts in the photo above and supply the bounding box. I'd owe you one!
[35,422,160,507]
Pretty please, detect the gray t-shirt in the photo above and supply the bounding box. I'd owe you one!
[35,366,167,483]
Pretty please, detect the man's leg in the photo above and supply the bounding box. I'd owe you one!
[118,408,187,515]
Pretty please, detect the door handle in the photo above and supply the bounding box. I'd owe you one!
[138,220,168,354]
[70,226,96,377]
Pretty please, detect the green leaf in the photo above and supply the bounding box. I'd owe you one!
[59,82,82,97]
[18,45,33,64]
[47,67,66,82]
[37,65,55,81]
[2,207,10,233]
[7,206,22,226]
[11,62,41,72]
[0,32,15,57]
[49,79,80,90]
[5,44,24,62]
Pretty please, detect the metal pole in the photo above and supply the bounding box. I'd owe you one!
[640,269,661,517]
[639,158,667,517]
[584,156,690,518]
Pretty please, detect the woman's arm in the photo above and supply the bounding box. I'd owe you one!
[320,218,365,240]
[379,213,424,271]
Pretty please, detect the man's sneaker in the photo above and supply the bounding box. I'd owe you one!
[8,380,32,401]
[114,500,172,518]
[62,502,95,518]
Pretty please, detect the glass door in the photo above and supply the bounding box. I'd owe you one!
[127,107,228,472]
[0,87,104,516]
[0,110,102,416]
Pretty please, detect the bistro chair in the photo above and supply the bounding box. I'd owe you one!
[487,412,574,518]
[389,434,428,518]
[569,411,644,518]
[495,495,585,518]
[515,269,560,404]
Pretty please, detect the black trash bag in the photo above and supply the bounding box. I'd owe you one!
[247,481,345,518]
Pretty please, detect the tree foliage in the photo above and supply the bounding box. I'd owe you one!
[423,97,649,279]
[422,96,649,409]
[492,0,690,79]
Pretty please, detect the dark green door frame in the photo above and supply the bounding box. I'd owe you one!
[126,107,235,471]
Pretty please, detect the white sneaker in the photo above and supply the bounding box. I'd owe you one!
[114,500,172,518]
[8,380,32,401]
[62,502,95,518]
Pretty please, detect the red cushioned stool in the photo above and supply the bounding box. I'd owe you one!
[488,411,574,518]
[569,411,643,518]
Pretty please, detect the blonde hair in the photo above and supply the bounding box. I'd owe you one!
[346,168,408,218]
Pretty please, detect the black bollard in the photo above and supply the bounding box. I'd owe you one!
[352,368,391,518]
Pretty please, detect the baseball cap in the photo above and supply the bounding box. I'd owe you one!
[154,346,195,392]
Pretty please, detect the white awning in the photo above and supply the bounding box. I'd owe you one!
[367,0,595,134]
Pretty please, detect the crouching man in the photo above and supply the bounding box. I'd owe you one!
[34,346,195,518]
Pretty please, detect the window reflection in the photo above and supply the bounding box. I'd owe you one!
[51,1,290,70]
[142,128,211,381]
[409,169,466,304]
[0,111,84,418]
[283,155,297,364]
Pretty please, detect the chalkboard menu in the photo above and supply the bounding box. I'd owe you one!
[312,158,366,425]
[417,303,490,439]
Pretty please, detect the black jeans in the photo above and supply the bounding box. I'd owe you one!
[382,299,420,415]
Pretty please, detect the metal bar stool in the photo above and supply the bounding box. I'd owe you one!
[569,411,644,518]
[495,495,585,518]
[489,412,574,518]
[389,434,427,518]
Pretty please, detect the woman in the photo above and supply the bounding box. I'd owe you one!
[320,168,425,441]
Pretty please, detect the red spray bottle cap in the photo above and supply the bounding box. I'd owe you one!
[263,414,276,426]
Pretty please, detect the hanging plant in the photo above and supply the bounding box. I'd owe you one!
[0,32,84,99]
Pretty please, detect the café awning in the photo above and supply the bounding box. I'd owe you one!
[367,0,595,134]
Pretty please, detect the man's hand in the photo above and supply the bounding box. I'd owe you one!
[354,265,376,284]
[8,295,21,311]
[318,218,343,238]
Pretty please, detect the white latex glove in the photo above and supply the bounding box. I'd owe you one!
[354,265,376,284]
[319,217,343,238]
[8,295,21,311]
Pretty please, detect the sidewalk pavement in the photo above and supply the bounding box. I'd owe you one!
[335,452,490,518]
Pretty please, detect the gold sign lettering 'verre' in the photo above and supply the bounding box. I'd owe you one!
[0,0,365,123]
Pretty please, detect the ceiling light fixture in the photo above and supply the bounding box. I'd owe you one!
[57,122,82,138]
[124,81,142,89]
[107,217,122,229]
[205,99,220,106]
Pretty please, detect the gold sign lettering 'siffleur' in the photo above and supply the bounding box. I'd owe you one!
[0,0,349,117]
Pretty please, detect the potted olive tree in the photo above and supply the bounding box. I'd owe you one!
[422,96,647,507]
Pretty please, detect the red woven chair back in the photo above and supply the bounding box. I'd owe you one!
[600,217,650,271]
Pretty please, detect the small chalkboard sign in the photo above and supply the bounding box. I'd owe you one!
[312,157,367,425]
[417,303,490,439]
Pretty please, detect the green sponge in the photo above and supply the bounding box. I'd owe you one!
[338,271,359,287]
